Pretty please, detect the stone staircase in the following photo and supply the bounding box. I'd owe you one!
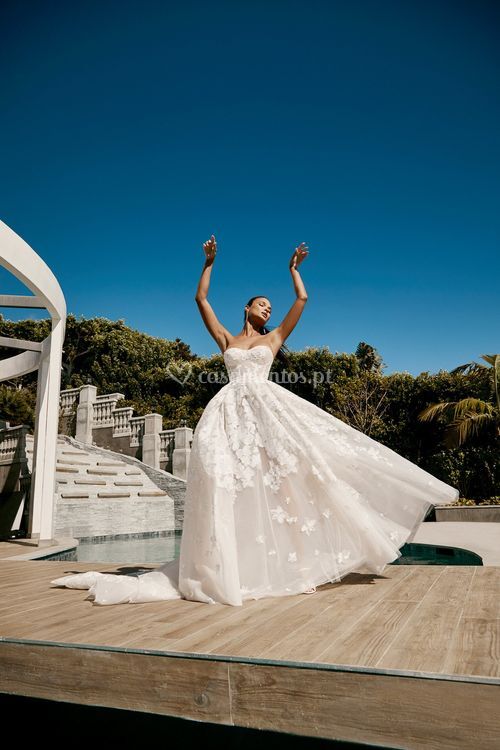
[25,433,169,500]
[24,433,187,539]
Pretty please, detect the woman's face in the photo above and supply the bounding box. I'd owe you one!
[248,297,272,325]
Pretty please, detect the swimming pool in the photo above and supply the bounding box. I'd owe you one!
[77,534,181,563]
[41,536,482,566]
[391,542,483,566]
[42,533,181,563]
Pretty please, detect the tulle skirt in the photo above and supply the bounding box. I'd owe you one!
[51,379,459,605]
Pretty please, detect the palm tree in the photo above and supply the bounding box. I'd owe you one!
[418,354,500,447]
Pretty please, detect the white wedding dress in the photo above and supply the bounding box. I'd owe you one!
[51,344,459,606]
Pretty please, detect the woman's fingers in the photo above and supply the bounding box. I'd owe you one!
[203,235,217,255]
[291,242,309,267]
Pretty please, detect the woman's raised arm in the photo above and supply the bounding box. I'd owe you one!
[273,242,309,347]
[194,235,231,351]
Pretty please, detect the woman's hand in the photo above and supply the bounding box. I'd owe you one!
[289,241,309,270]
[203,235,217,264]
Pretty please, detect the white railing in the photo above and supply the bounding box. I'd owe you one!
[93,393,125,427]
[159,429,175,460]
[130,416,146,447]
[58,384,193,478]
[59,386,80,415]
[0,424,29,463]
[112,407,134,437]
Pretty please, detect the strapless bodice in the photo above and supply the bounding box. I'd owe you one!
[223,345,274,383]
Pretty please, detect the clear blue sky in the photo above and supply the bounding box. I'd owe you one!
[1,0,499,375]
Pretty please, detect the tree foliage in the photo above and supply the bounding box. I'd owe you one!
[418,354,500,447]
[0,316,497,500]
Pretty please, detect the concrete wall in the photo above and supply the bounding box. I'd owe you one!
[54,495,175,539]
[435,505,500,523]
[90,426,142,460]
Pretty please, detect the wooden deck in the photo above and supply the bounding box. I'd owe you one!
[1,545,499,748]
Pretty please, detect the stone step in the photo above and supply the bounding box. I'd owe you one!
[29,447,87,457]
[60,491,90,499]
[61,450,90,456]
[138,490,168,497]
[114,480,143,486]
[57,458,92,466]
[96,461,127,467]
[97,491,131,498]
[86,468,119,476]
[56,466,80,473]
[124,469,142,475]
[74,478,107,486]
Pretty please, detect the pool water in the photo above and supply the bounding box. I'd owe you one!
[69,537,482,567]
[391,542,483,566]
[75,534,181,564]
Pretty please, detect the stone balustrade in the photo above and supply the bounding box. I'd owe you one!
[0,424,29,463]
[113,406,135,436]
[59,387,80,416]
[93,393,125,427]
[130,416,146,446]
[160,429,175,460]
[58,384,192,478]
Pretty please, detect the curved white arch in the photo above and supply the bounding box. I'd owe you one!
[0,219,67,545]
[0,349,41,379]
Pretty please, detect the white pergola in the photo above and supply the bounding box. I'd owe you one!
[0,219,66,546]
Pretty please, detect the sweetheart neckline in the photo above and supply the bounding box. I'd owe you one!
[224,345,274,356]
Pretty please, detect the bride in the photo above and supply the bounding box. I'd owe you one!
[51,235,459,606]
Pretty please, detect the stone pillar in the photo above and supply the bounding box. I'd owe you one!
[28,322,64,545]
[173,426,193,480]
[142,413,163,470]
[76,385,97,444]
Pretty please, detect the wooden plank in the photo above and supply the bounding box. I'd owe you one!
[0,595,189,643]
[0,558,53,571]
[115,597,266,649]
[0,570,113,597]
[381,564,446,602]
[313,600,419,667]
[172,592,311,656]
[1,639,499,748]
[121,592,308,654]
[462,567,500,619]
[0,582,70,609]
[444,618,500,678]
[0,561,499,685]
[411,567,476,607]
[0,563,187,641]
[0,562,247,647]
[0,564,116,600]
[114,571,410,653]
[0,567,63,591]
[259,568,415,662]
[229,661,500,749]
[0,642,231,724]
[0,544,39,560]
[376,568,476,674]
[54,599,219,650]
